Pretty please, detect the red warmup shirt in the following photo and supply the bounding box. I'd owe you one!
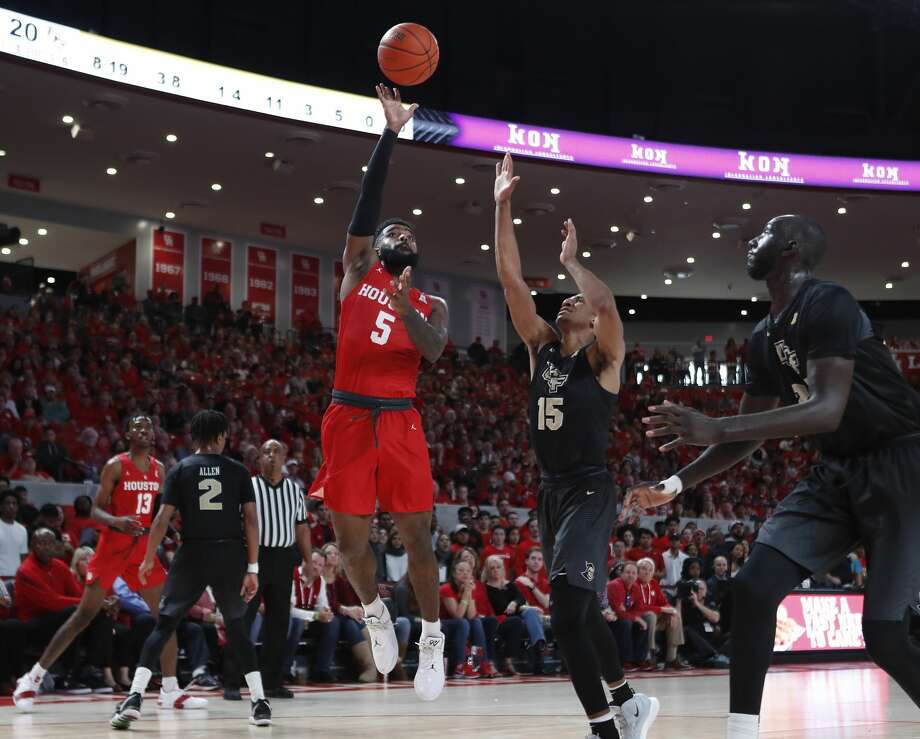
[333,265,433,398]
[438,580,493,620]
[606,578,644,622]
[515,570,550,613]
[625,547,664,571]
[635,578,670,614]
[15,553,82,621]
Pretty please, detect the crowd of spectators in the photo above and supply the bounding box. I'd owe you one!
[0,282,881,695]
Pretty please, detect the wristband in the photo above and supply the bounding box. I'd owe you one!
[247,563,259,574]
[660,475,683,495]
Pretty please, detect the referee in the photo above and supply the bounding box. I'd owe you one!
[226,439,312,700]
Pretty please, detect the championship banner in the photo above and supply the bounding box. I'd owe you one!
[422,275,451,304]
[152,229,185,300]
[246,246,277,322]
[79,239,136,293]
[471,284,497,346]
[893,349,920,379]
[200,238,232,302]
[334,260,345,329]
[773,593,864,653]
[291,253,320,327]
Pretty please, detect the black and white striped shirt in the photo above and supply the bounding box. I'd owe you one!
[251,475,308,548]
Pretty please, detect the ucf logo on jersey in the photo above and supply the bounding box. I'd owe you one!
[773,339,801,375]
[542,362,569,393]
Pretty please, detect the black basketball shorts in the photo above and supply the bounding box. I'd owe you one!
[158,540,249,621]
[757,432,920,621]
[537,467,617,593]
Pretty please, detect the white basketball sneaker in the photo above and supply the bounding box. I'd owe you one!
[12,673,38,713]
[158,688,208,710]
[414,634,445,702]
[613,693,660,739]
[364,610,399,675]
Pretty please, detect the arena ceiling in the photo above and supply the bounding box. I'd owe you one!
[0,56,918,301]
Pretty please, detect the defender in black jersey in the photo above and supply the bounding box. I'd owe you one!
[495,154,658,739]
[111,411,272,729]
[628,214,920,738]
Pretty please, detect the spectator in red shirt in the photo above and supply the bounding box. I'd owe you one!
[438,559,496,677]
[625,529,665,578]
[450,525,472,554]
[635,558,688,670]
[652,516,681,552]
[605,562,650,670]
[472,511,492,548]
[481,526,514,578]
[514,548,550,614]
[64,495,102,548]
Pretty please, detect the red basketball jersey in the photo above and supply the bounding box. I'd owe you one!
[334,264,434,398]
[111,452,161,527]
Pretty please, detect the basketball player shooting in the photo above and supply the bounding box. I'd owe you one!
[13,415,204,713]
[494,153,658,739]
[624,215,920,739]
[308,85,450,702]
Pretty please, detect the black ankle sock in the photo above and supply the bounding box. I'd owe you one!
[610,682,635,707]
[590,717,620,738]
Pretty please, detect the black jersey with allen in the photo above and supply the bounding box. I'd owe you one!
[528,340,619,476]
[745,279,920,457]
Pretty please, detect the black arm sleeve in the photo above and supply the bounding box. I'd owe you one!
[348,128,398,236]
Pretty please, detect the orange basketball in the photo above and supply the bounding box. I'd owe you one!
[378,23,439,86]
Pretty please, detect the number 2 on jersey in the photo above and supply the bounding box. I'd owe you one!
[198,479,223,511]
[537,397,564,431]
[370,310,396,345]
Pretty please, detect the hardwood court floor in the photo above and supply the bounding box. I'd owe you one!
[2,663,918,738]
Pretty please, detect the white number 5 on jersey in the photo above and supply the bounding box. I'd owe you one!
[370,310,396,345]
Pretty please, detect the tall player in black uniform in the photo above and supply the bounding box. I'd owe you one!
[110,410,272,729]
[494,154,658,739]
[626,215,920,739]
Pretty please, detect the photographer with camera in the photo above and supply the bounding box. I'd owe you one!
[677,560,730,668]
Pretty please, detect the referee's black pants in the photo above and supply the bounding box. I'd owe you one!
[227,546,299,691]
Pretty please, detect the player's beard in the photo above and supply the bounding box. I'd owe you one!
[377,247,419,276]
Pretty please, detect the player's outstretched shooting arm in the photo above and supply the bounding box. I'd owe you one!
[557,218,626,393]
[340,84,418,300]
[493,154,556,367]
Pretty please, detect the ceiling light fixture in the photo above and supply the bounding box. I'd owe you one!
[18,238,28,246]
[412,208,423,216]
[165,211,175,219]
[610,225,620,233]
[582,251,591,258]
[640,294,648,300]
[550,187,560,195]
[741,309,748,317]
[885,281,894,289]
[264,151,275,158]
[751,296,758,302]
[0,247,10,255]
[628,308,636,316]
[37,228,48,236]
[901,261,910,269]
[106,167,117,175]
[513,218,522,225]
[530,290,537,296]
[664,278,672,285]
[742,202,752,210]
[313,196,324,205]
[712,231,721,239]
[837,206,847,215]
[643,195,654,204]
[480,243,490,251]
[455,177,466,185]
[686,257,695,264]
[557,273,566,280]
[361,165,368,173]
[165,133,178,143]
[211,183,222,191]
[47,276,56,284]
[0,149,6,157]
[61,115,74,124]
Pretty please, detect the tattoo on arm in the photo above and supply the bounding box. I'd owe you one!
[403,299,448,363]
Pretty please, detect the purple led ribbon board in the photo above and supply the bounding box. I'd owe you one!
[413,111,920,191]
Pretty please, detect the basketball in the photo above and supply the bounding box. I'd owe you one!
[377,22,439,86]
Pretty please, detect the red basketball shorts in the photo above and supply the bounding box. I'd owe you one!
[86,532,167,592]
[309,402,433,516]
